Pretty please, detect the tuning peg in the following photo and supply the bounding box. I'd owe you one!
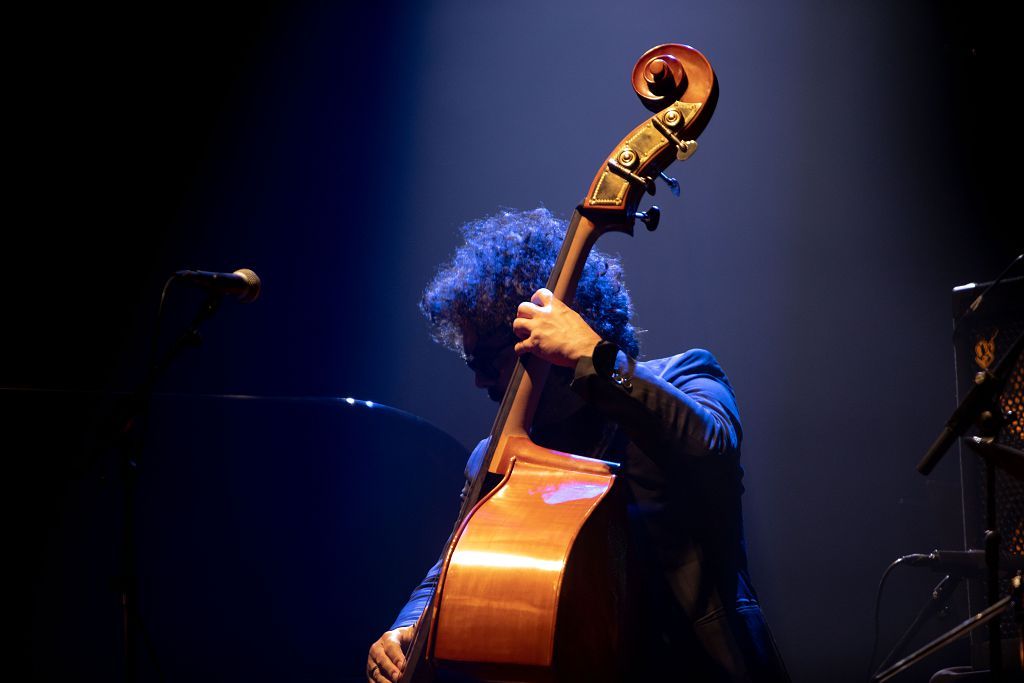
[636,205,661,231]
[659,172,680,197]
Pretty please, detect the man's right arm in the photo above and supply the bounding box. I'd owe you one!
[571,344,742,462]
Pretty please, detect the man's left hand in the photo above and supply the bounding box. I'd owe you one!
[512,288,601,367]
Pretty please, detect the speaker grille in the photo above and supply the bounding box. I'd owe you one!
[953,276,1024,649]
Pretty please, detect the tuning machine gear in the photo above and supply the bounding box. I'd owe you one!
[606,146,659,195]
[651,114,699,162]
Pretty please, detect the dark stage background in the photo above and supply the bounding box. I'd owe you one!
[12,1,1022,681]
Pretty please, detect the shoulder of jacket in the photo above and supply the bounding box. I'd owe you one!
[641,348,723,379]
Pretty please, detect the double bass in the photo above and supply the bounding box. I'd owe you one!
[402,43,718,683]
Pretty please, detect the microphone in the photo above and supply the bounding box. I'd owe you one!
[917,331,1024,475]
[903,550,1024,577]
[904,550,986,574]
[174,268,261,303]
[952,253,1022,335]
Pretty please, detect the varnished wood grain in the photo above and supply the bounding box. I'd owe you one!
[433,437,616,669]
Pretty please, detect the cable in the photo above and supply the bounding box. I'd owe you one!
[867,554,930,680]
[149,275,178,379]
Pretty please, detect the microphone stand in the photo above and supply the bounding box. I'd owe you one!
[904,329,1024,681]
[874,574,962,675]
[967,436,1024,680]
[871,574,1022,683]
[107,290,224,683]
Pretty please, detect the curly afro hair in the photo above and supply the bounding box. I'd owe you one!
[420,207,640,358]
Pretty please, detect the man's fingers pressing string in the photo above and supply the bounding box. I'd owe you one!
[382,636,406,673]
[531,288,553,306]
[517,301,539,318]
[367,662,395,682]
[367,643,399,682]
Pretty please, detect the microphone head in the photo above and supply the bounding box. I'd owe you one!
[233,268,261,303]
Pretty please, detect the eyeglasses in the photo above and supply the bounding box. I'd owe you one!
[465,329,517,380]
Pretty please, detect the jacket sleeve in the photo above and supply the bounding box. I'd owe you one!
[388,439,488,630]
[570,343,742,462]
[389,556,443,630]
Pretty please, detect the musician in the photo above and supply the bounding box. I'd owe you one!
[367,208,789,682]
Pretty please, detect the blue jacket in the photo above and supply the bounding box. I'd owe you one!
[393,347,789,682]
